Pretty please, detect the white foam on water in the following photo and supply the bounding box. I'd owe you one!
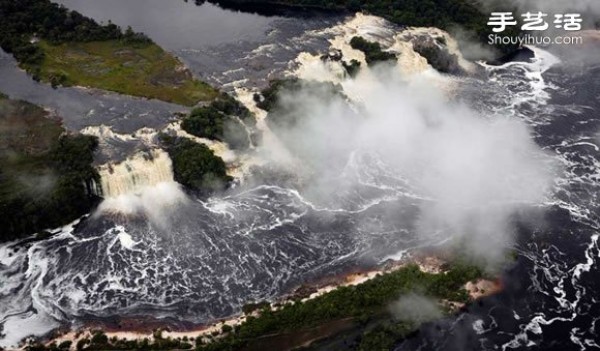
[0,311,60,349]
[116,228,137,250]
[0,219,86,349]
[80,124,136,143]
[473,319,486,335]
[0,241,20,266]
[479,46,561,116]
[381,249,408,262]
[573,234,599,280]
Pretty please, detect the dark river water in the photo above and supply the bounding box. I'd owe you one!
[54,0,341,88]
[392,59,600,350]
[55,0,276,48]
[0,1,599,350]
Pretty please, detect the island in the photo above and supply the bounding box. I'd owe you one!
[0,0,218,105]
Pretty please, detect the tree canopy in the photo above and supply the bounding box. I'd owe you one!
[0,0,150,78]
[161,136,233,194]
[0,96,100,241]
[349,36,397,65]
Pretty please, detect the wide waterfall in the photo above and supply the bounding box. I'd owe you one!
[96,149,187,216]
[98,149,175,198]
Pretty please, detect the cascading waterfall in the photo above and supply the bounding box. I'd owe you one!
[98,149,175,198]
[292,13,468,103]
[1,7,598,349]
[96,149,188,216]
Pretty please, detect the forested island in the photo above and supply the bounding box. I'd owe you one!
[181,93,258,150]
[161,135,234,194]
[0,0,218,105]
[0,95,100,241]
[349,36,397,65]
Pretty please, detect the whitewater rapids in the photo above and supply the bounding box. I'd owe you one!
[0,11,599,351]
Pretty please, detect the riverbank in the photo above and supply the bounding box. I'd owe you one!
[28,253,500,351]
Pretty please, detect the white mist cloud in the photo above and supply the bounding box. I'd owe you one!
[390,293,443,323]
[259,64,558,265]
[96,181,189,230]
[448,25,498,61]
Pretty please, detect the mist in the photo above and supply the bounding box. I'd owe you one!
[257,63,558,265]
[389,293,443,323]
[448,25,498,61]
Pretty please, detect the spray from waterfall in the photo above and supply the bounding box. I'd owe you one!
[96,149,188,220]
[239,13,560,267]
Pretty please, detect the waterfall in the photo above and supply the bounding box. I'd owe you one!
[98,149,175,198]
[290,13,468,106]
[96,149,187,217]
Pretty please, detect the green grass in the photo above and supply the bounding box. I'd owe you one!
[37,40,218,106]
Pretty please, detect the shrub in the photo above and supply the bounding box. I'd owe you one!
[160,136,232,193]
[349,36,396,65]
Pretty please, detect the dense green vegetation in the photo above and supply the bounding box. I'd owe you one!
[193,262,482,350]
[37,40,218,105]
[208,0,521,55]
[349,36,397,65]
[0,95,100,241]
[0,0,218,105]
[181,94,256,150]
[183,107,225,140]
[0,0,124,70]
[211,93,256,124]
[160,135,233,194]
[353,322,416,351]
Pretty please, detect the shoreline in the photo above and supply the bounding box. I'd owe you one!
[33,252,502,350]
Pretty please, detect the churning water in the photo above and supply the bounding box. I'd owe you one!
[0,3,598,350]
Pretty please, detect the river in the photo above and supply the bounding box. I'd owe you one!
[0,2,599,350]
